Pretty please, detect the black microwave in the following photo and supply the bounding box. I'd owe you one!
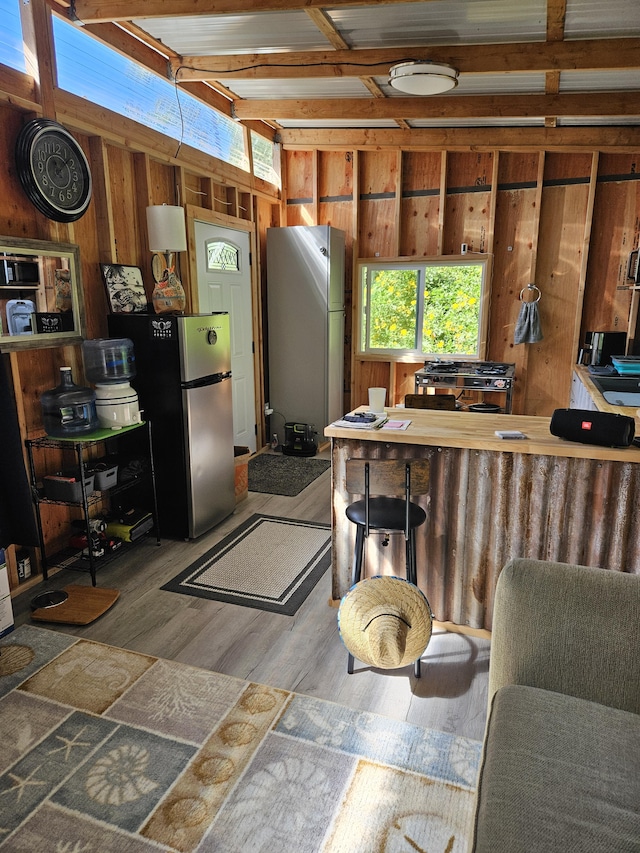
[582,331,627,366]
[0,260,39,285]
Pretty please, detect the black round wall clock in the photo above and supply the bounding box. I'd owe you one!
[15,118,92,223]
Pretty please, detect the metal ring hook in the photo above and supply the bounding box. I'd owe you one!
[519,283,541,303]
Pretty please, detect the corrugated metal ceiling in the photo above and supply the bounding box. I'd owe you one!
[125,0,640,133]
[136,12,327,55]
[564,0,640,38]
[325,0,548,47]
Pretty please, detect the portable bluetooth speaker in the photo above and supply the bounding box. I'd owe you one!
[550,408,635,448]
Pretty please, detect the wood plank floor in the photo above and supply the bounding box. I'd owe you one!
[11,449,491,742]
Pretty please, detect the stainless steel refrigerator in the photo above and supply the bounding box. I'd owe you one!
[266,225,345,439]
[108,313,235,539]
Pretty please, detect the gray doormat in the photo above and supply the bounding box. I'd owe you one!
[248,453,331,496]
[161,514,331,615]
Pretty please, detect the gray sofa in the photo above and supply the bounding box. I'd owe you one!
[470,558,640,853]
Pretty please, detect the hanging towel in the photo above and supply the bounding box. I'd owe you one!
[514,300,543,345]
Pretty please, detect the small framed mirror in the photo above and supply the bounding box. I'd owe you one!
[0,235,85,351]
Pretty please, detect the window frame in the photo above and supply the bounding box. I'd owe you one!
[357,255,492,361]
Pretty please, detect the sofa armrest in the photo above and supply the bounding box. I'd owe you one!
[488,558,640,715]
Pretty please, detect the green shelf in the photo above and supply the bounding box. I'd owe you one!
[30,421,146,446]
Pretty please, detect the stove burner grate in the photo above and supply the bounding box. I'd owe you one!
[422,360,514,377]
[475,365,509,376]
[424,360,457,373]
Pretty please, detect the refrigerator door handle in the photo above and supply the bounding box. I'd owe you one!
[182,371,232,391]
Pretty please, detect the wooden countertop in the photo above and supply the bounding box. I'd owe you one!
[574,365,640,417]
[325,406,640,463]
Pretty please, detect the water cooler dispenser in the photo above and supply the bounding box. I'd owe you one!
[82,338,142,429]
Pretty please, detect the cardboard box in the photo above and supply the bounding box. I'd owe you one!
[0,550,15,639]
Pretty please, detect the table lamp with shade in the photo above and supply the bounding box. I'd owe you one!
[146,204,187,314]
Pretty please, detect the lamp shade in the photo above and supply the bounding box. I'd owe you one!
[389,60,458,95]
[146,204,187,253]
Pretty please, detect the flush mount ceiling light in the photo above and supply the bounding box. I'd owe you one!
[388,60,459,95]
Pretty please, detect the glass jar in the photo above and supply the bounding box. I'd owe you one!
[40,367,99,437]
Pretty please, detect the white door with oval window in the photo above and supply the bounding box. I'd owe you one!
[194,220,256,453]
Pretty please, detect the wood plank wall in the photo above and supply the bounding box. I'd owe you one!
[0,75,280,590]
[281,147,640,417]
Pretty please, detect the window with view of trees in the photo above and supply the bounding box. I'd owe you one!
[359,259,490,359]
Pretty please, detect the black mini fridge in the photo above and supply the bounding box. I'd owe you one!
[108,313,235,539]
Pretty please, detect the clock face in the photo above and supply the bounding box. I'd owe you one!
[15,119,92,223]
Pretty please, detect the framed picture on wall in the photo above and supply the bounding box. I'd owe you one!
[100,264,148,313]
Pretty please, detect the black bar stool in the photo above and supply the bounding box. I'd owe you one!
[344,457,430,676]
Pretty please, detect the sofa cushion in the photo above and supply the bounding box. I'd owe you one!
[489,560,640,715]
[471,684,640,853]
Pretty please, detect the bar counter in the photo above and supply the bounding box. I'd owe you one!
[325,409,640,631]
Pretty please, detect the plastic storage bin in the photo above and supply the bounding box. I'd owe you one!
[611,356,640,375]
[43,472,95,502]
[87,461,118,490]
[6,298,35,335]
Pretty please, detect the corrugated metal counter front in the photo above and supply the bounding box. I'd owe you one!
[325,409,640,631]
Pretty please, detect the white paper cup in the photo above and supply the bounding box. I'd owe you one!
[368,387,387,414]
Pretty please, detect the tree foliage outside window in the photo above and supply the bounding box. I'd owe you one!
[369,268,419,349]
[360,260,488,358]
[422,265,482,355]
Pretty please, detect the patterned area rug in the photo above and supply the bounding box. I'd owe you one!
[161,514,331,615]
[248,453,331,496]
[0,625,481,853]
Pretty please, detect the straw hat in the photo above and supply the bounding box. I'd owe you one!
[338,576,433,669]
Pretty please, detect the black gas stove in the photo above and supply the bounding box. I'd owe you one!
[420,360,514,377]
[414,360,515,412]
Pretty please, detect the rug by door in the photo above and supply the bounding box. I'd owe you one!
[161,513,331,615]
[0,625,482,853]
[248,453,331,496]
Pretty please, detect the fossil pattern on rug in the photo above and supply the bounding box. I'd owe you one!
[0,625,480,853]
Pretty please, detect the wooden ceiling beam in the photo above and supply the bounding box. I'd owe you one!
[84,22,174,77]
[70,0,437,25]
[303,6,410,130]
[544,1,566,128]
[170,38,640,82]
[546,0,567,42]
[304,8,349,51]
[277,125,640,152]
[232,91,640,121]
